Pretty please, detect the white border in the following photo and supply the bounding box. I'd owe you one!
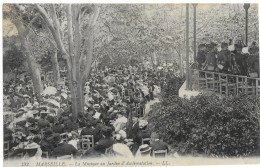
[1,1,259,167]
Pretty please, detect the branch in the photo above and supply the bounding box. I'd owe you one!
[66,4,74,57]
[29,27,59,51]
[89,5,100,27]
[36,4,70,63]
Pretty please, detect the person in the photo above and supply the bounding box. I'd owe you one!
[52,122,65,134]
[68,131,80,150]
[217,42,231,73]
[127,114,139,140]
[248,41,259,78]
[135,144,152,157]
[134,120,150,146]
[205,42,218,71]
[112,111,127,132]
[234,44,248,76]
[51,134,78,158]
[93,126,114,154]
[197,44,207,69]
[150,132,168,153]
[112,134,133,158]
[23,142,42,160]
[37,110,50,129]
[80,121,99,141]
[40,129,55,155]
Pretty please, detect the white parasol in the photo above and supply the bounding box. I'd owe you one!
[42,86,57,96]
[61,93,67,99]
[42,99,60,108]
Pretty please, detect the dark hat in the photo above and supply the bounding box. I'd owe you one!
[45,129,53,137]
[198,44,206,49]
[26,117,35,124]
[235,44,242,49]
[37,106,48,111]
[111,89,117,94]
[52,133,61,143]
[221,42,228,48]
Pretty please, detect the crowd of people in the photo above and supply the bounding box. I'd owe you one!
[3,63,171,160]
[196,40,259,78]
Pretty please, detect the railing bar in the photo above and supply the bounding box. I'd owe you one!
[256,80,259,96]
[236,75,239,95]
[226,74,228,96]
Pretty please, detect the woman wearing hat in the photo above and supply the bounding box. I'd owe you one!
[112,133,133,158]
[23,142,42,160]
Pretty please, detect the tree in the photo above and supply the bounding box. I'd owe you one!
[3,40,25,79]
[36,4,100,121]
[3,4,43,101]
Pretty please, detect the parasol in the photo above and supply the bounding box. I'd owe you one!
[42,99,60,108]
[42,86,57,96]
[61,93,67,99]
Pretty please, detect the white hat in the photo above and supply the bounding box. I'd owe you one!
[139,120,148,128]
[24,142,40,149]
[118,130,126,139]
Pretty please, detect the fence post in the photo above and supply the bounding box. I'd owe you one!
[245,77,248,94]
[236,75,239,95]
[256,79,259,95]
[225,74,228,96]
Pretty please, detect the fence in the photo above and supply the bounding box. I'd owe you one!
[187,68,260,96]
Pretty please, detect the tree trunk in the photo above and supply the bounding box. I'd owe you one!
[50,48,60,88]
[13,20,43,101]
[69,66,84,122]
[27,54,43,101]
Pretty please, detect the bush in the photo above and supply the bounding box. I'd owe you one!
[147,78,260,157]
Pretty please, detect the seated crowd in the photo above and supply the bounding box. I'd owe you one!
[3,64,169,160]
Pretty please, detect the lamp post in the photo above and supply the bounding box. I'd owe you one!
[186,4,190,90]
[193,3,198,62]
[243,3,250,46]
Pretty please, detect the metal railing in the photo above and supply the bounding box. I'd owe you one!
[187,68,260,96]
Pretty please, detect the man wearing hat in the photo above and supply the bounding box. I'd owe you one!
[93,126,114,154]
[217,42,231,73]
[37,110,50,129]
[126,113,139,140]
[40,129,55,154]
[234,43,248,76]
[52,121,65,134]
[205,42,218,71]
[134,120,150,146]
[80,121,99,141]
[51,134,78,158]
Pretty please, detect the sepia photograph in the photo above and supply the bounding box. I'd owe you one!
[1,1,260,166]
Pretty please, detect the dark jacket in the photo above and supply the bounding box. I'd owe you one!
[52,124,65,134]
[135,129,150,145]
[52,143,77,158]
[38,119,50,129]
[94,137,114,154]
[150,140,168,152]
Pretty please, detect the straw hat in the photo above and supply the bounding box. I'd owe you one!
[139,144,151,153]
[24,142,40,149]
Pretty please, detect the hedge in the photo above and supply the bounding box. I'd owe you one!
[147,76,260,157]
